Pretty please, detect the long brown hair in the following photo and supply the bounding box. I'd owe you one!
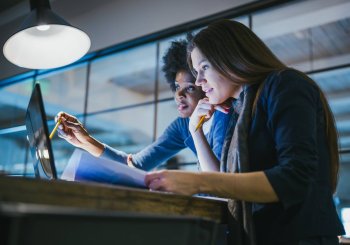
[187,19,340,193]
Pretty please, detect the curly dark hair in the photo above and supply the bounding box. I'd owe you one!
[161,38,194,91]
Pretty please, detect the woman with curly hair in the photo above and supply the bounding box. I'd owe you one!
[56,39,231,171]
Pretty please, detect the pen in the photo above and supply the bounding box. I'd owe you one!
[194,115,206,132]
[49,119,61,139]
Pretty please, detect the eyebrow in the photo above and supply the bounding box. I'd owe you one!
[195,58,208,69]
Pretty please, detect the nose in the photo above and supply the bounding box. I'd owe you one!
[195,73,205,87]
[175,88,185,99]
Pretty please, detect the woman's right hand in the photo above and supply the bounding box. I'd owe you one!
[55,112,90,148]
[54,113,103,158]
[56,112,104,156]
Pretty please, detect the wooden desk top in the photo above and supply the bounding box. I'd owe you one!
[0,176,228,223]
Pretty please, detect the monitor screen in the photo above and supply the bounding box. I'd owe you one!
[25,83,57,179]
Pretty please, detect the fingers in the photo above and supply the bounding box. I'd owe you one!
[214,104,231,114]
[56,111,81,125]
[63,120,84,133]
[145,170,169,188]
[55,111,85,133]
[145,171,163,186]
[196,99,214,118]
[57,127,75,141]
[198,98,231,114]
[148,178,164,191]
[57,127,68,138]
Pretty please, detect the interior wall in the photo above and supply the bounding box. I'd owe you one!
[0,0,253,81]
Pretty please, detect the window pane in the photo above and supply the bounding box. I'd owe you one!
[0,79,33,129]
[36,64,88,120]
[0,79,35,176]
[311,67,350,150]
[0,129,34,176]
[88,43,157,112]
[85,105,155,155]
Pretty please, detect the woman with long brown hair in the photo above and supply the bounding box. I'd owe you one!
[145,20,344,245]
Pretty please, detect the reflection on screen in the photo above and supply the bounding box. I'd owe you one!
[25,84,56,179]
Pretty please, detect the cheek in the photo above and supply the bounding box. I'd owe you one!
[187,98,197,110]
[187,95,200,107]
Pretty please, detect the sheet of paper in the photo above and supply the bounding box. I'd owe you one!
[61,149,147,188]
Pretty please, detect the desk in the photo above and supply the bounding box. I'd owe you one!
[0,176,227,222]
[0,176,228,245]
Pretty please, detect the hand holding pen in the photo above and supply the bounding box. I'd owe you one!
[53,112,90,147]
[49,118,62,139]
[53,112,104,156]
[190,98,231,133]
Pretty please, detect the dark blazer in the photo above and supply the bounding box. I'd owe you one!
[247,69,344,244]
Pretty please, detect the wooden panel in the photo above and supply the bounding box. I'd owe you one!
[0,176,228,223]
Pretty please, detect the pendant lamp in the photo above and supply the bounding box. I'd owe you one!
[3,0,91,70]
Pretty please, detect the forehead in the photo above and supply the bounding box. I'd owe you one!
[191,47,206,67]
[175,70,194,83]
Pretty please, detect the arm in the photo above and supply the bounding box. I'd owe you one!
[128,118,189,170]
[263,70,320,208]
[145,170,278,202]
[56,112,104,157]
[57,112,189,170]
[191,130,220,171]
[189,99,229,171]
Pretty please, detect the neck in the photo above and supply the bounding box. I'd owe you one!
[232,85,243,99]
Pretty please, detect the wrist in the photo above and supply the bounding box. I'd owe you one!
[83,136,104,157]
[196,172,212,194]
[190,128,205,139]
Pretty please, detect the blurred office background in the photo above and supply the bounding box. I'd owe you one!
[0,0,349,237]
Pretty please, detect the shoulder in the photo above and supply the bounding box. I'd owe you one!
[261,69,319,100]
[264,69,318,92]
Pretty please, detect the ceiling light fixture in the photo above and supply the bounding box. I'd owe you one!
[3,0,91,70]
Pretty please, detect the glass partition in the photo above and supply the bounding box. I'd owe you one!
[0,79,34,175]
[36,64,88,118]
[88,43,157,112]
[85,104,155,156]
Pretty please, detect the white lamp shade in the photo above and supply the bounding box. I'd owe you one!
[3,24,91,69]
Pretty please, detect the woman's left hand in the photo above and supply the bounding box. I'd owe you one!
[145,170,200,196]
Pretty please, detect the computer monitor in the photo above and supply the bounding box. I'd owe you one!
[25,83,57,180]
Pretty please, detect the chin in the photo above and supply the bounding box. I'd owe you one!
[208,97,221,105]
[178,111,190,118]
[209,94,228,105]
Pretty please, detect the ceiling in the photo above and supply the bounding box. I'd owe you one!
[0,0,23,12]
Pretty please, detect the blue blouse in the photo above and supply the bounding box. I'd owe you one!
[100,110,231,171]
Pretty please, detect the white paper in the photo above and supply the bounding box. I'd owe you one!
[61,149,146,188]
